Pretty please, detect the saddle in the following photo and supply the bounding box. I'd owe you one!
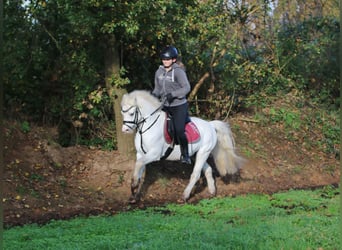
[163,113,200,145]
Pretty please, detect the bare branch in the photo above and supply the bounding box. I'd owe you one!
[188,72,210,101]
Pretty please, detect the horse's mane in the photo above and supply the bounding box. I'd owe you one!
[124,90,161,109]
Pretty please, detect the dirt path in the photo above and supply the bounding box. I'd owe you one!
[3,114,339,227]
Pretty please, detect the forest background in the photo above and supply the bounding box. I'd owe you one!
[3,0,340,154]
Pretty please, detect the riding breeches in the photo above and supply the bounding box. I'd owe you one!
[163,102,190,144]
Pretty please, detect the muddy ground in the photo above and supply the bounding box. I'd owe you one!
[3,108,339,228]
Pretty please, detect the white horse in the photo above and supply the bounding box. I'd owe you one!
[121,90,244,202]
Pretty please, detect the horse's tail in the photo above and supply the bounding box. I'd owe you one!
[210,120,245,176]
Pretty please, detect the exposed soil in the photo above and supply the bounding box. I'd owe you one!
[3,107,339,228]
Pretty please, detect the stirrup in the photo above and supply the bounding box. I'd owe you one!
[181,155,192,165]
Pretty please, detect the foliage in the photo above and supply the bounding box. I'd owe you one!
[57,85,116,148]
[3,0,340,148]
[276,17,340,107]
[20,121,31,134]
[318,111,340,155]
[4,187,340,249]
[268,107,301,129]
[250,93,340,156]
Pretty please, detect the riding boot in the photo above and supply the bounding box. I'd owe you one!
[180,139,191,165]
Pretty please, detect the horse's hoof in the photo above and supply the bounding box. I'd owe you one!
[129,199,137,204]
[128,196,138,204]
[177,198,186,204]
[208,189,216,198]
[183,190,191,202]
[208,193,216,199]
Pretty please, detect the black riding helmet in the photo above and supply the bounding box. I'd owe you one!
[160,46,178,60]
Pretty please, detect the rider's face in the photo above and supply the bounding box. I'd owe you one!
[162,58,176,69]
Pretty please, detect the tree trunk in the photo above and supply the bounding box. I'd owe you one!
[104,38,135,159]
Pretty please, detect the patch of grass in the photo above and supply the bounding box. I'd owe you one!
[20,121,31,134]
[269,107,301,130]
[57,177,67,188]
[270,189,327,213]
[52,162,63,170]
[319,185,340,199]
[157,176,169,188]
[291,165,304,174]
[30,189,41,199]
[242,147,252,158]
[244,141,266,158]
[15,185,28,196]
[253,100,340,158]
[118,173,125,185]
[306,109,339,155]
[322,164,337,175]
[29,174,44,182]
[4,187,339,250]
[322,123,339,154]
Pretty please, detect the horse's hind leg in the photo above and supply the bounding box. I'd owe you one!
[183,152,211,201]
[203,162,216,197]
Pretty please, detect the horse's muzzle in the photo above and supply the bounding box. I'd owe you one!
[122,125,134,134]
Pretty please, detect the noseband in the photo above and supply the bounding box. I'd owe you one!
[121,105,141,131]
[121,104,163,153]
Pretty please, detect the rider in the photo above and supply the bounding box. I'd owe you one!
[152,45,192,164]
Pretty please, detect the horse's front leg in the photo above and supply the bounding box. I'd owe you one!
[129,159,146,203]
[129,148,160,203]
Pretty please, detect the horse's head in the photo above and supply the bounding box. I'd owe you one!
[120,90,161,133]
[121,93,139,133]
[121,105,139,133]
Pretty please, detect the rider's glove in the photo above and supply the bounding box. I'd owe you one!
[151,92,160,99]
[166,93,174,104]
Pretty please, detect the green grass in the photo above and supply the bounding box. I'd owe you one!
[4,186,340,250]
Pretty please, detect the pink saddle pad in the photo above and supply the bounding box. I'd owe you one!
[164,119,200,144]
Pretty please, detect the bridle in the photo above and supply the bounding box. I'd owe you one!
[121,104,163,154]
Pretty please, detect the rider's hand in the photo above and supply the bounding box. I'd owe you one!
[166,93,174,103]
[151,92,160,99]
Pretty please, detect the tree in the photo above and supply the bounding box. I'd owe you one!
[104,36,134,158]
[4,0,198,155]
[3,0,339,154]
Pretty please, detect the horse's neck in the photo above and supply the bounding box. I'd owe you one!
[141,105,157,117]
[138,98,162,117]
[139,108,165,135]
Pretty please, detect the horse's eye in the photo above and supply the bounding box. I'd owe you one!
[121,106,133,115]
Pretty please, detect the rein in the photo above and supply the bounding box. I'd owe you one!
[122,103,163,154]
